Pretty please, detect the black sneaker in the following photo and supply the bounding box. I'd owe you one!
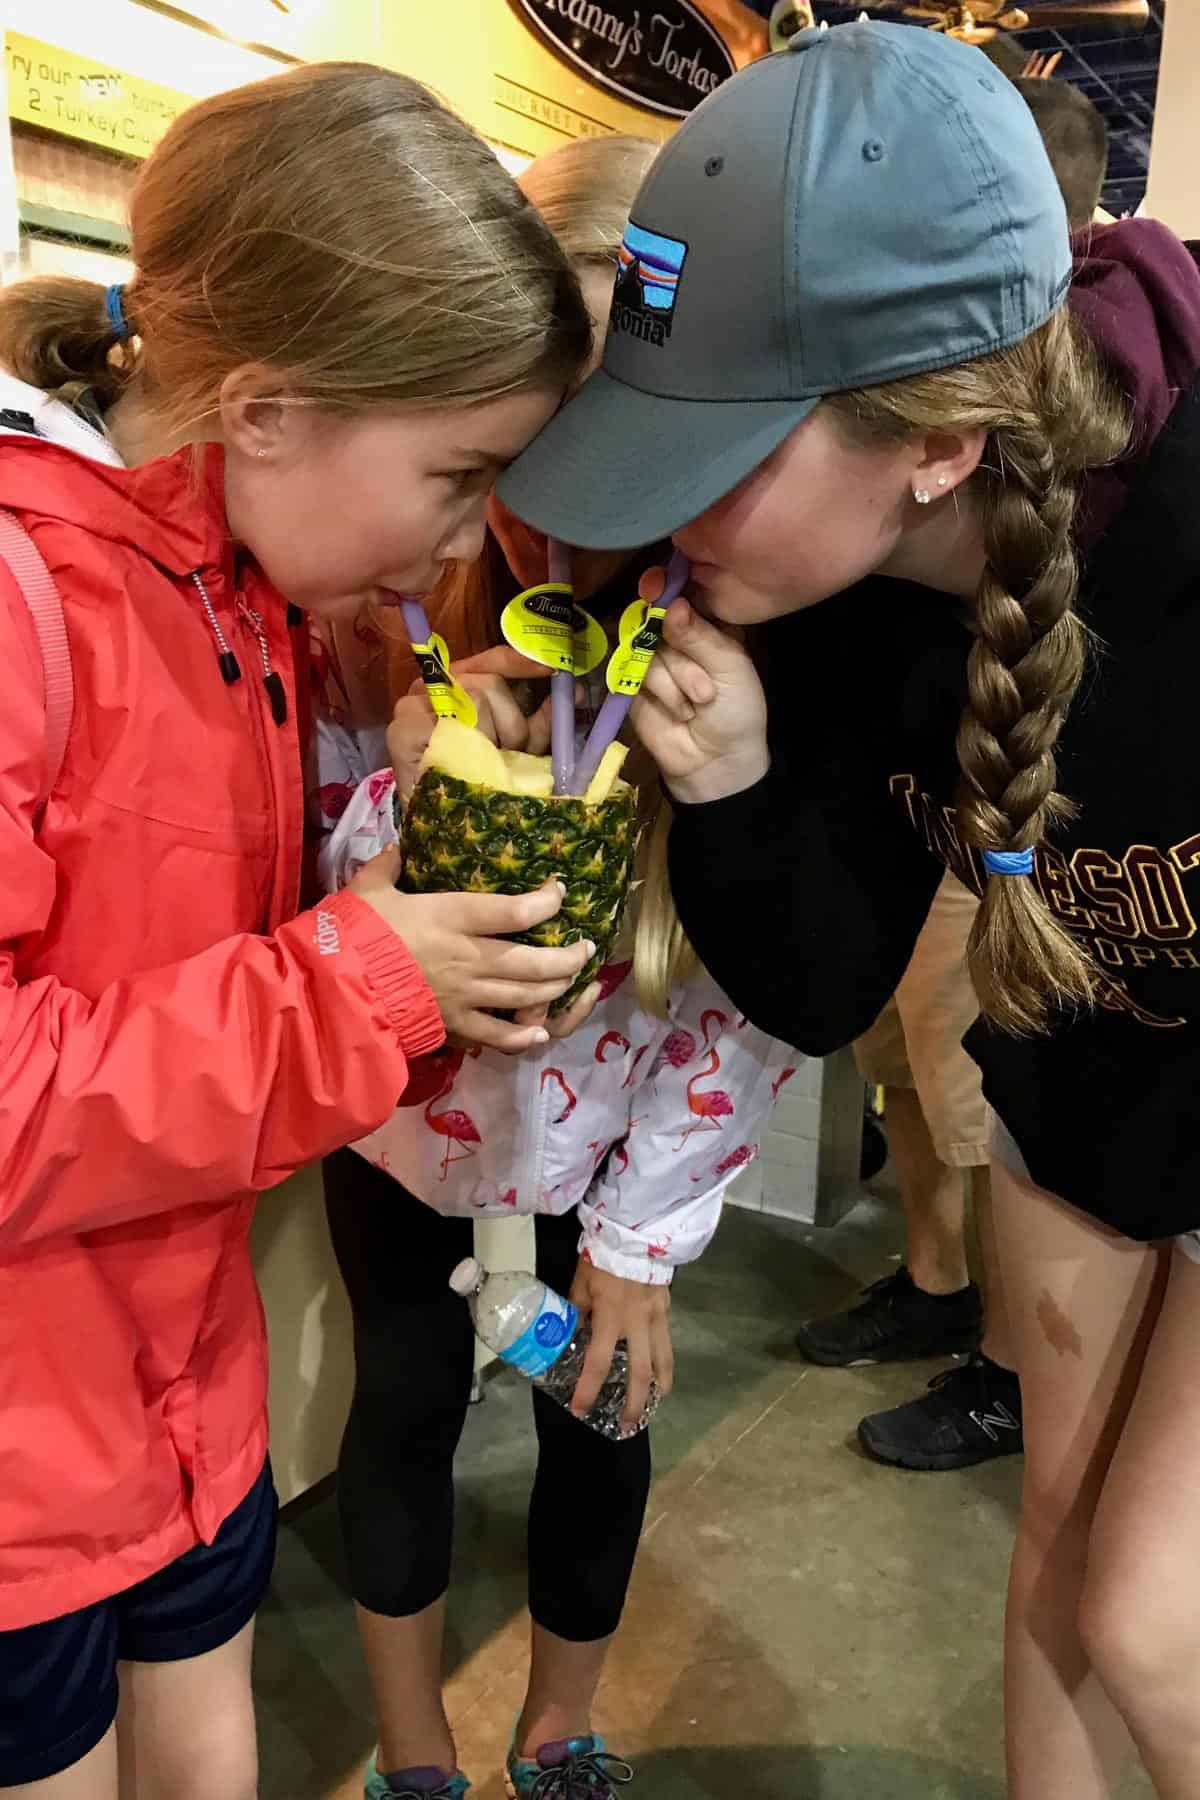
[858,1353,1023,1472]
[794,1267,982,1367]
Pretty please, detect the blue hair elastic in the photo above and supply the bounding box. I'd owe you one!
[105,283,130,343]
[983,848,1034,877]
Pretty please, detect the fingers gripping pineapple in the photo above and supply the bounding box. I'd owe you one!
[401,720,636,1009]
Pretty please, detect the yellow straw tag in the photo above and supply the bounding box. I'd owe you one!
[606,599,667,696]
[411,633,478,727]
[501,583,607,677]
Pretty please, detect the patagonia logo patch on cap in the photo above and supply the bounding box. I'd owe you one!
[612,221,689,348]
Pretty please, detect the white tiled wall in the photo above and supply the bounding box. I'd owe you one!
[729,1055,826,1224]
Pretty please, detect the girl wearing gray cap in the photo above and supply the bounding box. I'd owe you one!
[498,19,1200,1797]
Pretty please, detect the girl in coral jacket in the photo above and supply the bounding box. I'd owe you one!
[0,65,597,1800]
[316,136,798,1800]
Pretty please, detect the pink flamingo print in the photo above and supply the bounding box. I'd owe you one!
[715,1143,757,1177]
[541,1067,578,1124]
[400,1046,467,1110]
[675,1010,733,1149]
[595,959,633,999]
[658,1026,696,1070]
[425,1062,481,1180]
[772,1066,798,1101]
[595,1032,651,1091]
[317,781,356,823]
[646,1235,672,1260]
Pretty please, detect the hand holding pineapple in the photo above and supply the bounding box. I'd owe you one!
[401,716,634,1012]
[350,850,594,1054]
[633,600,772,806]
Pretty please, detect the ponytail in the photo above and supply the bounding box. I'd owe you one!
[0,276,133,412]
[827,307,1128,1034]
[956,398,1094,1033]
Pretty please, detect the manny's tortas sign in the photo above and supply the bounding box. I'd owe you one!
[509,0,739,117]
[5,33,187,159]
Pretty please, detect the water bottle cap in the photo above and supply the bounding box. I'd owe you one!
[449,1257,484,1298]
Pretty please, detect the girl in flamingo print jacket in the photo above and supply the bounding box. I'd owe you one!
[317,646,798,1800]
[320,755,794,1283]
[313,136,800,1800]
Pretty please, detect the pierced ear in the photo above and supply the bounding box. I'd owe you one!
[915,428,987,500]
[219,366,290,462]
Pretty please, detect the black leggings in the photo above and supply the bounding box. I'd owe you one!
[323,1149,652,1643]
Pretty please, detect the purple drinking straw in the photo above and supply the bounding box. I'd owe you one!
[571,549,691,797]
[547,539,575,796]
[396,595,433,651]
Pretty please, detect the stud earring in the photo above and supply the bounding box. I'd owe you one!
[937,475,948,488]
[914,487,931,506]
[257,448,268,460]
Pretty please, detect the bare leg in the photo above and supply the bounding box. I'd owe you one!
[115,1620,257,1800]
[973,1166,1016,1369]
[515,1624,613,1760]
[9,1728,118,1799]
[886,1085,971,1294]
[992,1158,1164,1799]
[355,1599,457,1780]
[1079,1248,1200,1797]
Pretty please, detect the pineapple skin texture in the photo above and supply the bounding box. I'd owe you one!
[401,770,638,1010]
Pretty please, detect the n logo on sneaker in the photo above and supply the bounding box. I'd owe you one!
[969,1401,1021,1444]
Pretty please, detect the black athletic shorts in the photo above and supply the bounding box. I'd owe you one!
[0,1460,276,1788]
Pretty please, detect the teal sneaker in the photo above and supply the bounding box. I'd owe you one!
[505,1735,633,1797]
[365,1751,471,1799]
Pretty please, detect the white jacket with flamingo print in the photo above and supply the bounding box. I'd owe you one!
[317,746,799,1287]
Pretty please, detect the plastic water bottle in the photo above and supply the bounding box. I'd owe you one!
[449,1258,659,1441]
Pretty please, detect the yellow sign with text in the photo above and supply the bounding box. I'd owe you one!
[5,32,188,159]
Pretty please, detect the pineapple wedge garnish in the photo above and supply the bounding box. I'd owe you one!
[421,719,628,804]
[582,743,628,805]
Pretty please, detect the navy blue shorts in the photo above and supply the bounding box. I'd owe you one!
[0,1461,277,1789]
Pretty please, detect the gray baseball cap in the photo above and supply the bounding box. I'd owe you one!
[497,19,1072,550]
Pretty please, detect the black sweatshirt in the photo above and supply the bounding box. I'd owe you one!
[670,227,1200,1241]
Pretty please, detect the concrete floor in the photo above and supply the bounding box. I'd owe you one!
[254,1195,1153,1800]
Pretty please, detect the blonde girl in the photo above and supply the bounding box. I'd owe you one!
[0,62,596,1799]
[318,133,798,1800]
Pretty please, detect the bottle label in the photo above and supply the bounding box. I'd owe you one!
[500,1292,579,1379]
[501,584,607,678]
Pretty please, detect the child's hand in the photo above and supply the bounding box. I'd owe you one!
[387,696,440,803]
[389,647,553,802]
[632,600,770,806]
[350,851,594,1054]
[569,1260,673,1431]
[511,979,604,1044]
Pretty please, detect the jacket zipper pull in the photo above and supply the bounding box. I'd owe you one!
[190,571,241,683]
[237,597,289,727]
[263,671,288,726]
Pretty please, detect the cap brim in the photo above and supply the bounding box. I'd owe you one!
[496,368,817,551]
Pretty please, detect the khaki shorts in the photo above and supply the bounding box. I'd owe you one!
[854,872,988,1169]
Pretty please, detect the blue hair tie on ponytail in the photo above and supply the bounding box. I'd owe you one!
[983,848,1034,877]
[105,284,130,343]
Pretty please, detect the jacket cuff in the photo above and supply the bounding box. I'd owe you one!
[580,1238,675,1288]
[323,890,445,1058]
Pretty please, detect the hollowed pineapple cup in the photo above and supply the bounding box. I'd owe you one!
[401,768,638,1012]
